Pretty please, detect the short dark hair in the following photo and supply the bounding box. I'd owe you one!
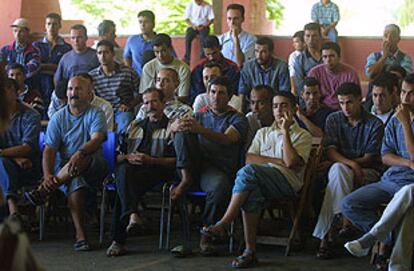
[141,50,156,68]
[321,42,341,57]
[97,20,115,37]
[70,24,87,36]
[227,3,245,18]
[153,33,172,48]
[203,62,222,72]
[292,30,304,42]
[4,78,19,93]
[158,68,179,82]
[137,10,155,23]
[403,73,414,85]
[372,72,398,95]
[142,87,165,102]
[304,22,321,36]
[304,77,321,88]
[73,73,93,84]
[203,35,220,49]
[46,13,62,24]
[256,36,274,52]
[336,82,362,97]
[273,91,297,107]
[6,63,25,74]
[207,76,232,96]
[97,39,114,52]
[389,65,407,79]
[252,85,274,101]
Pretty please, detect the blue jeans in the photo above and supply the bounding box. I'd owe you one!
[325,27,338,42]
[0,157,40,199]
[341,180,413,241]
[115,111,134,133]
[233,164,295,214]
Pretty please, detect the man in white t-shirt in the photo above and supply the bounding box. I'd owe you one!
[184,0,214,64]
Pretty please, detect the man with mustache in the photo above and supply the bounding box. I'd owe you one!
[106,87,176,256]
[25,75,108,252]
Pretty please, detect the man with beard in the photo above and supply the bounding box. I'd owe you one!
[238,36,290,113]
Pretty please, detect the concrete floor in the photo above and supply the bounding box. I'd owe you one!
[30,229,373,271]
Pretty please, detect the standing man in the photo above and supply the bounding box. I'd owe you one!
[312,83,384,259]
[311,0,340,42]
[291,22,323,98]
[0,18,40,85]
[89,40,140,133]
[33,13,71,114]
[171,76,248,255]
[183,0,214,64]
[92,20,123,64]
[139,34,190,103]
[0,78,41,221]
[218,3,256,67]
[54,24,99,84]
[238,36,290,113]
[308,42,360,110]
[25,75,108,251]
[190,35,239,103]
[124,10,157,77]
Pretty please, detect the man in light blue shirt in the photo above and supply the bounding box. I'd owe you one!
[218,3,256,67]
[25,75,107,251]
[311,0,340,42]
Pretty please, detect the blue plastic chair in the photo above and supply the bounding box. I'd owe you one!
[99,131,117,243]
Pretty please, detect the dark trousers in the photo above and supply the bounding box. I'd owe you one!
[184,27,210,62]
[175,132,232,225]
[110,163,174,244]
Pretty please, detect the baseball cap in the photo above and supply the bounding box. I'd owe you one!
[10,18,29,30]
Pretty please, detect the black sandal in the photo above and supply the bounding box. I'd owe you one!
[200,221,230,241]
[231,250,258,269]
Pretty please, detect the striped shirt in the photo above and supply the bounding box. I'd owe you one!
[311,1,340,26]
[89,63,139,111]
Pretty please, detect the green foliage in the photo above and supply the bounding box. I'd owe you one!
[399,0,414,27]
[156,0,189,35]
[265,0,284,29]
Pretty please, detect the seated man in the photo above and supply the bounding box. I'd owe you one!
[245,84,274,149]
[312,82,384,259]
[0,78,41,220]
[47,75,114,131]
[193,62,241,112]
[171,76,248,255]
[190,35,239,103]
[106,87,176,256]
[201,91,312,268]
[345,184,414,271]
[239,36,290,113]
[308,42,360,110]
[25,75,108,251]
[7,63,44,115]
[342,74,414,270]
[296,77,335,137]
[371,72,398,125]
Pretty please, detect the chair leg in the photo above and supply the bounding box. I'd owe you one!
[178,196,191,250]
[166,185,174,250]
[39,205,45,241]
[99,188,107,244]
[159,183,168,249]
[229,221,234,253]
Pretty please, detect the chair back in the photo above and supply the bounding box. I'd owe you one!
[102,131,116,176]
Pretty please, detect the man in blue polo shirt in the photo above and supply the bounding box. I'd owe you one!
[54,24,99,84]
[171,76,247,255]
[239,36,290,113]
[32,13,71,115]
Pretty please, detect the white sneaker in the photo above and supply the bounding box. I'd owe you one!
[344,240,370,257]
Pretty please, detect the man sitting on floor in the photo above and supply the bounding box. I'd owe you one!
[201,91,312,268]
[106,87,176,257]
[25,75,108,251]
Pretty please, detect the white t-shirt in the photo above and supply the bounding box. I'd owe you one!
[185,1,215,26]
[193,93,242,113]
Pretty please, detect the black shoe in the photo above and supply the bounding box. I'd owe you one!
[24,188,48,206]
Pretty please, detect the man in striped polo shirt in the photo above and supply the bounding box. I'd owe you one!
[89,40,140,133]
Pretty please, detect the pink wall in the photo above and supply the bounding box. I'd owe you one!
[0,0,23,46]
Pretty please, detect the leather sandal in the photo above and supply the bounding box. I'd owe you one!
[231,250,258,269]
[200,221,230,241]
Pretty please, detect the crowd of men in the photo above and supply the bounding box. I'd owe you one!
[0,0,413,270]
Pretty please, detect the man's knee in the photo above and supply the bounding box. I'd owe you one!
[328,162,353,181]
